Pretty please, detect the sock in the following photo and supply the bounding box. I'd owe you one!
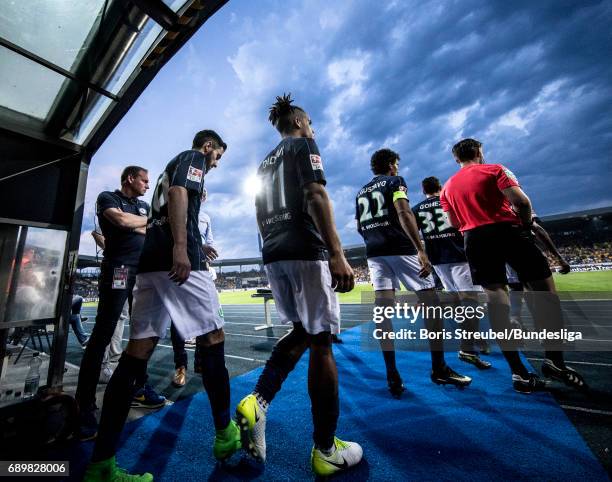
[487,302,528,377]
[92,353,146,462]
[425,314,445,371]
[374,297,399,375]
[416,290,446,371]
[460,298,481,353]
[197,340,231,431]
[254,326,306,404]
[309,335,339,451]
[383,350,399,377]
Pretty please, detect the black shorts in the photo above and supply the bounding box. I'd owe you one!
[464,223,552,286]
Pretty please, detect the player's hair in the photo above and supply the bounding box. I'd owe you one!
[192,130,227,151]
[120,166,147,185]
[268,93,306,134]
[422,176,442,194]
[370,148,400,175]
[452,138,482,161]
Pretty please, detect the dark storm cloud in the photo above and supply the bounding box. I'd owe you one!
[82,0,611,256]
[311,0,611,225]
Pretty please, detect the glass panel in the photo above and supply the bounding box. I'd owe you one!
[68,17,166,143]
[71,95,115,145]
[0,0,108,72]
[105,18,164,95]
[0,46,69,120]
[161,0,192,13]
[5,227,67,322]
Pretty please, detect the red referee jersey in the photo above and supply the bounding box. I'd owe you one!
[440,163,521,232]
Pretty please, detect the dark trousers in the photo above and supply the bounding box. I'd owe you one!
[75,262,145,411]
[70,314,88,345]
[170,323,188,369]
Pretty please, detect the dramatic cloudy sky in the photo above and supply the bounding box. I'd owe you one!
[80,0,612,259]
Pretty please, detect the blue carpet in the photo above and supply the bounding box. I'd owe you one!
[75,327,607,481]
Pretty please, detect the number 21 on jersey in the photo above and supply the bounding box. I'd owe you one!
[358,191,388,223]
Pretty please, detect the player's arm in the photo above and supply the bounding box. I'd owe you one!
[91,230,105,250]
[304,181,354,292]
[102,208,148,230]
[501,186,533,226]
[395,198,432,277]
[167,186,191,284]
[445,209,461,230]
[531,219,571,274]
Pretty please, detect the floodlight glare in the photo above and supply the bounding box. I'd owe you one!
[243,173,262,196]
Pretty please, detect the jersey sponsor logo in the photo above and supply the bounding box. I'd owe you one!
[310,154,323,170]
[187,166,203,183]
[503,167,517,182]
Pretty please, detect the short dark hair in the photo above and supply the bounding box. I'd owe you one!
[192,130,227,151]
[370,148,399,175]
[452,138,482,161]
[422,176,441,195]
[268,93,307,134]
[121,166,147,184]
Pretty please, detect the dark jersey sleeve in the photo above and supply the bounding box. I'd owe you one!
[389,176,409,203]
[169,151,206,192]
[96,191,120,216]
[294,138,326,188]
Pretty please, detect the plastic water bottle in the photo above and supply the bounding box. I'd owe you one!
[23,352,41,399]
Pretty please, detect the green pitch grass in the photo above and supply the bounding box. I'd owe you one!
[83,270,612,307]
[218,270,612,305]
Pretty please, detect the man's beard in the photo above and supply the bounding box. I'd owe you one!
[205,152,214,172]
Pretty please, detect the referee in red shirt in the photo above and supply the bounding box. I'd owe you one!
[440,138,587,393]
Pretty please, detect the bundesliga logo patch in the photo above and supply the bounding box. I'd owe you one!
[187,166,203,183]
[310,154,323,170]
[138,207,147,216]
[398,185,407,192]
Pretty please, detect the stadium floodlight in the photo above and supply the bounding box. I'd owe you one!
[243,172,262,198]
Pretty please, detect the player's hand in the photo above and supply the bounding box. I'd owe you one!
[203,245,218,261]
[329,253,355,293]
[417,250,433,278]
[169,244,191,285]
[558,259,571,274]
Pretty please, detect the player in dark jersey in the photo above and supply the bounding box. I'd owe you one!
[441,138,586,393]
[236,94,363,477]
[413,177,491,369]
[84,130,239,482]
[356,148,471,398]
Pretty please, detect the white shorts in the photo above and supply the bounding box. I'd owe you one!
[265,260,340,335]
[130,270,224,340]
[433,262,482,292]
[367,255,435,291]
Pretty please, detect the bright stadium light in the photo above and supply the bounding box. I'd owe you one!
[243,172,262,197]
